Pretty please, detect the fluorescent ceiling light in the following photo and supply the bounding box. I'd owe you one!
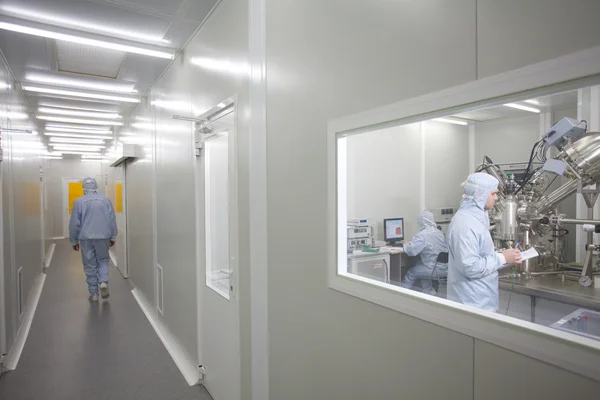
[39,103,118,113]
[524,99,540,106]
[45,126,112,134]
[27,74,136,94]
[22,86,140,103]
[50,137,105,145]
[38,107,121,119]
[2,6,170,44]
[0,111,29,120]
[433,118,468,126]
[59,151,101,156]
[44,132,110,140]
[37,115,123,126]
[51,145,105,151]
[0,22,174,59]
[82,159,106,162]
[504,103,541,113]
[82,154,103,159]
[41,156,63,160]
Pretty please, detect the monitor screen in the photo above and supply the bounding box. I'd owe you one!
[384,218,404,242]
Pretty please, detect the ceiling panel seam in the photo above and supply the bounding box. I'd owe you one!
[121,0,222,121]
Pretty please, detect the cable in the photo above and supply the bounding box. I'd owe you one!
[505,264,516,315]
[545,175,559,192]
[515,139,544,195]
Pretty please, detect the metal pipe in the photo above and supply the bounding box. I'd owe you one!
[534,180,579,213]
[560,218,600,225]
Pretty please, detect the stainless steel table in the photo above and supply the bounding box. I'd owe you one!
[499,275,600,322]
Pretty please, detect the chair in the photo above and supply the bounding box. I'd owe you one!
[431,252,449,291]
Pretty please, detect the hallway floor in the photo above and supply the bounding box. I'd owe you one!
[0,242,212,400]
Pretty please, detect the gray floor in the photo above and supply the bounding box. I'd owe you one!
[0,242,212,400]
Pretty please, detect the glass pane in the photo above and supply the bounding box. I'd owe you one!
[205,131,230,299]
[337,84,600,340]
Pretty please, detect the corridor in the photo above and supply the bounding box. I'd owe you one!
[0,242,212,400]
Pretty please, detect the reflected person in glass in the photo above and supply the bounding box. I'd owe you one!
[401,211,449,296]
[69,177,117,302]
[446,173,521,312]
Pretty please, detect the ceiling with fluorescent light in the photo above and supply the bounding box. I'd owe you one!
[0,0,218,155]
[450,90,578,123]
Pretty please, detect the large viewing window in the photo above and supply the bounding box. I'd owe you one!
[329,48,600,379]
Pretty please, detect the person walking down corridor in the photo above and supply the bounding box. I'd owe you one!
[69,177,118,301]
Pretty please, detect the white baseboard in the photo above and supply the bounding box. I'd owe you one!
[50,236,66,241]
[131,288,200,386]
[44,243,56,268]
[109,250,117,267]
[6,273,46,370]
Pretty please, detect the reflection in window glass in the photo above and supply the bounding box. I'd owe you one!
[205,131,230,299]
[338,86,600,340]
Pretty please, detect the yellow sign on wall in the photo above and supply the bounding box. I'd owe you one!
[116,183,123,213]
[68,182,84,214]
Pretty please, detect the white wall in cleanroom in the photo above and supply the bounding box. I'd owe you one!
[423,120,470,211]
[265,0,600,399]
[0,54,44,360]
[473,115,541,166]
[119,0,251,396]
[346,121,468,241]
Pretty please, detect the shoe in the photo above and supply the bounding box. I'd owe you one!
[423,288,438,296]
[89,294,99,302]
[100,282,110,299]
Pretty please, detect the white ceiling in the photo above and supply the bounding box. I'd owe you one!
[0,0,218,150]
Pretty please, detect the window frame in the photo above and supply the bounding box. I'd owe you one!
[327,45,600,381]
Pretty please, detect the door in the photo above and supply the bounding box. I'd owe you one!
[197,102,240,400]
[114,164,128,278]
[62,178,84,238]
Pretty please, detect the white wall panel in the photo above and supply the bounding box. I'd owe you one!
[477,0,600,78]
[266,0,477,398]
[423,121,470,211]
[125,98,156,306]
[474,115,540,165]
[346,124,422,240]
[0,63,44,357]
[474,340,600,399]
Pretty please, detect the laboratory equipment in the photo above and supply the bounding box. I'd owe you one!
[348,253,390,283]
[432,207,456,223]
[347,219,374,251]
[384,218,404,245]
[477,117,600,289]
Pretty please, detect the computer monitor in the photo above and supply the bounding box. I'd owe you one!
[384,218,404,245]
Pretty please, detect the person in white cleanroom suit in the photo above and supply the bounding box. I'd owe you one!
[401,211,448,296]
[447,172,521,312]
[69,177,117,302]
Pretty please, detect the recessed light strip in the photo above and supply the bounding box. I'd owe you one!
[27,74,136,94]
[44,132,111,140]
[0,22,174,59]
[22,86,140,103]
[37,115,123,126]
[433,118,468,126]
[504,103,541,113]
[38,107,121,119]
[45,126,112,134]
[1,6,170,44]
